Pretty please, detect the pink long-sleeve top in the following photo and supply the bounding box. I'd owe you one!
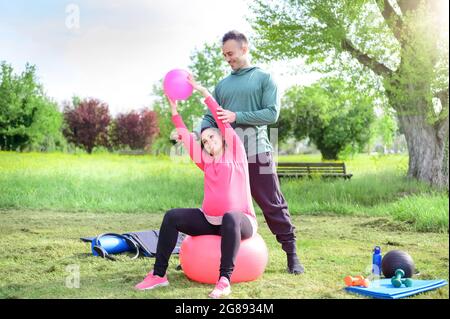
[171,96,257,233]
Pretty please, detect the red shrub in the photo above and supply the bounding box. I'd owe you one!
[113,108,159,150]
[63,98,111,153]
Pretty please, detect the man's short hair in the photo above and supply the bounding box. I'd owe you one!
[222,30,248,47]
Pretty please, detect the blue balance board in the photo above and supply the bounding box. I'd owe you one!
[345,279,447,299]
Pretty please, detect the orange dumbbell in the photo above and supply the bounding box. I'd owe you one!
[344,275,370,288]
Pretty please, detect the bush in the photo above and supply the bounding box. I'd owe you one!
[62,98,111,154]
[111,108,159,152]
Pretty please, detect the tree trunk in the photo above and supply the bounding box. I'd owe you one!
[397,113,448,189]
[320,149,339,160]
[316,142,339,160]
[444,140,449,191]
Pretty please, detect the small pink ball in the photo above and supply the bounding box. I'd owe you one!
[163,69,193,101]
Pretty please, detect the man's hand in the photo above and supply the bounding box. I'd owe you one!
[217,107,236,124]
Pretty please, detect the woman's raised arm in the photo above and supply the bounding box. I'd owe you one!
[168,97,205,171]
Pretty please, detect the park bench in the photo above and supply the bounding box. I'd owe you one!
[276,162,353,180]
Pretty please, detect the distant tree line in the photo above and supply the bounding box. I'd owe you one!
[0,61,159,154]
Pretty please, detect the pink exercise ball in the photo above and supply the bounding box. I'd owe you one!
[179,234,269,284]
[163,69,193,101]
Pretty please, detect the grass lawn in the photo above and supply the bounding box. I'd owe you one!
[0,151,448,299]
[0,210,448,299]
[0,152,447,232]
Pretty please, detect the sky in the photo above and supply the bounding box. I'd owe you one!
[0,0,321,115]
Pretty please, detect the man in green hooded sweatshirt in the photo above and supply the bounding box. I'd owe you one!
[198,30,305,274]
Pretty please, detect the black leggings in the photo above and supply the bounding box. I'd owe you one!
[153,208,253,281]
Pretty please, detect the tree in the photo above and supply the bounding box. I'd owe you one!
[151,43,228,154]
[281,77,375,159]
[369,109,399,153]
[112,108,159,151]
[25,96,66,152]
[0,62,64,151]
[250,0,449,188]
[63,98,111,153]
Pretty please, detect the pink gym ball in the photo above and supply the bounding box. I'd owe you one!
[163,69,193,101]
[179,234,269,284]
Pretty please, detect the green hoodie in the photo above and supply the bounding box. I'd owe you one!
[199,66,280,157]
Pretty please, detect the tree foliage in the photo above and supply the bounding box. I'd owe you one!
[0,62,64,151]
[281,77,375,159]
[250,0,449,187]
[111,109,159,151]
[62,98,111,154]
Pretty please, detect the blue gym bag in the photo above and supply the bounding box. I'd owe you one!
[80,230,185,261]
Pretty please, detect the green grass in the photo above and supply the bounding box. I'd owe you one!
[0,151,447,232]
[0,151,448,299]
[0,151,204,212]
[0,210,448,299]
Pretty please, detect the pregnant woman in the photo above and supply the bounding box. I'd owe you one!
[135,75,257,298]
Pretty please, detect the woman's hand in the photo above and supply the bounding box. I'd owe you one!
[166,95,178,116]
[187,74,210,98]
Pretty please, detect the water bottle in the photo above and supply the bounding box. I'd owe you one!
[372,246,382,276]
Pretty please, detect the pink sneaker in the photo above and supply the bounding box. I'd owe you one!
[135,271,169,291]
[208,276,231,298]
